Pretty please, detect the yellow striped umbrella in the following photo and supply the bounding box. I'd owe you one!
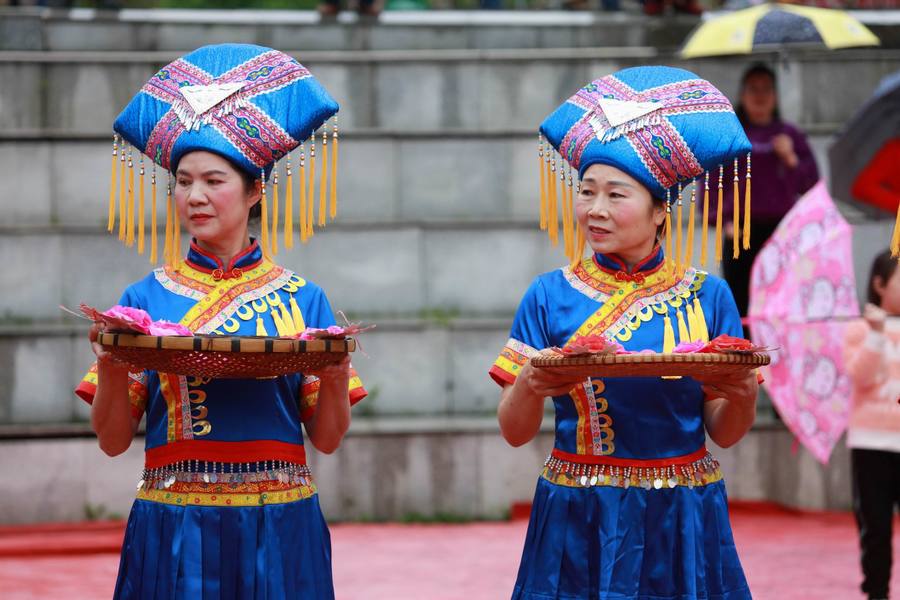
[681,3,880,59]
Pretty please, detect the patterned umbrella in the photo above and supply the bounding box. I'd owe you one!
[681,3,879,59]
[747,181,859,464]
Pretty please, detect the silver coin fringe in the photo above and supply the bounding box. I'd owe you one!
[543,452,720,490]
[137,460,313,491]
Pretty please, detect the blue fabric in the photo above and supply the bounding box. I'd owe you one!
[113,496,334,600]
[503,248,748,598]
[114,43,337,176]
[539,66,751,201]
[508,250,742,459]
[512,478,750,600]
[118,241,339,451]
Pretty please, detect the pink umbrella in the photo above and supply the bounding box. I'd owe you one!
[748,181,859,464]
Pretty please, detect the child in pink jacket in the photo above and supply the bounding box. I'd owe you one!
[844,249,900,600]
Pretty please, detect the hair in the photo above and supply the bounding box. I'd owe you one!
[867,249,899,306]
[735,62,781,126]
[653,196,666,240]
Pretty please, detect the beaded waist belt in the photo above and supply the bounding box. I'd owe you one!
[137,441,315,507]
[542,447,722,490]
[140,460,312,491]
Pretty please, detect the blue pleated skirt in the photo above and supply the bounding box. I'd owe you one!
[113,496,334,600]
[512,477,751,600]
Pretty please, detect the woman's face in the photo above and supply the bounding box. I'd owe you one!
[174,151,260,247]
[575,163,664,262]
[740,72,777,126]
[875,266,900,315]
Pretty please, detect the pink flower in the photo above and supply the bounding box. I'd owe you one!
[148,320,193,336]
[673,340,706,354]
[326,325,345,336]
[103,305,152,334]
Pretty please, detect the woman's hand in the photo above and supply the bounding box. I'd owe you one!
[517,359,587,398]
[772,133,799,169]
[308,353,351,383]
[696,368,759,448]
[693,368,758,407]
[304,354,352,454]
[89,323,129,374]
[863,302,887,333]
[498,352,586,448]
[87,322,138,456]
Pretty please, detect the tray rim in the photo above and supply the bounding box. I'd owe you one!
[531,351,770,368]
[97,332,356,354]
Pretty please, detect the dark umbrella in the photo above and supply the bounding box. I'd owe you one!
[828,70,900,211]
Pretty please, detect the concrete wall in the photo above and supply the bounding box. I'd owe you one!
[0,422,852,525]
[0,11,890,519]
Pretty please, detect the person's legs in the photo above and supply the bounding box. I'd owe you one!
[852,448,895,600]
[318,0,340,17]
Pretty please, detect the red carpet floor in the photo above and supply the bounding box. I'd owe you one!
[0,503,897,599]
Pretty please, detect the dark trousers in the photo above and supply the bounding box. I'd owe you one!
[852,448,900,599]
[722,220,781,337]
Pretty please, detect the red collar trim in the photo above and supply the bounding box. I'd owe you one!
[185,240,263,280]
[593,245,664,283]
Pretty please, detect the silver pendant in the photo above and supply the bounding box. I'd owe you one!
[668,477,678,489]
[209,472,218,484]
[136,479,145,490]
[610,476,620,487]
[203,473,210,484]
[623,478,631,489]
[589,475,598,487]
[641,479,652,490]
[580,475,588,487]
[164,475,176,488]
[653,478,663,490]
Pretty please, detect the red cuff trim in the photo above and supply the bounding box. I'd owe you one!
[550,446,708,468]
[350,387,368,405]
[300,406,316,422]
[75,381,96,405]
[756,371,765,385]
[489,366,516,388]
[145,440,307,469]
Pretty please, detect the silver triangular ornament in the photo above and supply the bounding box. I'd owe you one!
[180,82,246,117]
[597,98,662,128]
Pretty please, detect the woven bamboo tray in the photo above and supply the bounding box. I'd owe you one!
[530,352,770,378]
[97,332,355,378]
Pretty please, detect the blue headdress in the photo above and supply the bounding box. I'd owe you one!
[107,43,340,263]
[538,66,752,271]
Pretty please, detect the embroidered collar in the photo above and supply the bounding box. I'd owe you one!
[185,239,263,281]
[593,245,664,284]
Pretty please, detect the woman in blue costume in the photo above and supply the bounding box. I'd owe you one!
[490,67,760,599]
[75,44,366,599]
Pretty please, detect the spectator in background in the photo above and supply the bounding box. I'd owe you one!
[844,249,900,600]
[642,0,703,16]
[712,63,818,326]
[852,138,900,215]
[318,0,382,17]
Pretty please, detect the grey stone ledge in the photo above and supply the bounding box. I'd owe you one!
[0,46,662,64]
[0,123,846,141]
[0,317,514,338]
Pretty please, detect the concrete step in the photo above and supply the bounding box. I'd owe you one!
[0,424,852,523]
[1,49,898,134]
[5,8,900,52]
[0,132,851,230]
[0,9,703,52]
[0,318,513,424]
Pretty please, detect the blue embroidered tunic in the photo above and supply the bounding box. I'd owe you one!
[77,240,365,600]
[491,247,751,600]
